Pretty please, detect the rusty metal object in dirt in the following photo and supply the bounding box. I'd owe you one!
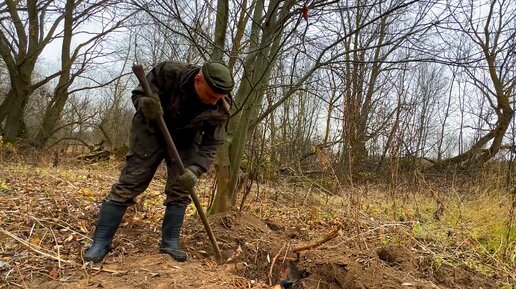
[131,63,223,263]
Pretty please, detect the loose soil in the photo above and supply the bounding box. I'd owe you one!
[0,163,511,288]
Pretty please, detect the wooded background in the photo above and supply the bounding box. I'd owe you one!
[0,0,514,213]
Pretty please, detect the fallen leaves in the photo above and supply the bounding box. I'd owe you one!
[0,181,9,191]
[0,164,117,286]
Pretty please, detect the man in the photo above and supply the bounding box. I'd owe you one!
[84,61,234,263]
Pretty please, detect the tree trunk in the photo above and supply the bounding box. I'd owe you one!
[1,71,33,143]
[32,0,74,148]
[211,144,231,214]
[210,0,231,214]
[3,94,29,142]
[210,0,295,213]
[341,13,388,178]
[211,0,229,61]
[210,0,263,214]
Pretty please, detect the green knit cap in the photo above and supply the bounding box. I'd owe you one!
[201,62,234,94]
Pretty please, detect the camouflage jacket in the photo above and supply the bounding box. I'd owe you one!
[130,61,229,174]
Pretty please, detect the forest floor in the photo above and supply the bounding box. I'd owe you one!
[0,159,515,288]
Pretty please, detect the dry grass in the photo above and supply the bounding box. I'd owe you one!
[261,148,516,285]
[1,142,515,288]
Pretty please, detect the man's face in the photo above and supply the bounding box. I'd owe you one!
[194,73,226,105]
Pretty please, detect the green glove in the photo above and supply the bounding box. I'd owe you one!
[178,167,198,190]
[140,96,163,120]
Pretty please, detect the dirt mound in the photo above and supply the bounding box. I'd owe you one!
[184,211,284,281]
[298,244,500,289]
[175,211,504,289]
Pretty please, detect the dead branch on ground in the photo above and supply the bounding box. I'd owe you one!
[292,223,342,253]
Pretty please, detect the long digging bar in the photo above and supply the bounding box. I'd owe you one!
[132,64,223,263]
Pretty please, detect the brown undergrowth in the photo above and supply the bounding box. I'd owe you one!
[0,154,514,288]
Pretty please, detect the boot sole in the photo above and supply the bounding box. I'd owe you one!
[83,255,106,263]
[159,248,188,262]
[84,246,110,263]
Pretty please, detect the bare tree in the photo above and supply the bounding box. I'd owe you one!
[438,0,515,167]
[0,1,136,146]
[0,0,65,142]
[95,44,135,152]
[273,0,438,182]
[32,1,136,147]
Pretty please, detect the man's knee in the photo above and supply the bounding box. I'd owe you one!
[106,184,139,206]
[163,191,191,207]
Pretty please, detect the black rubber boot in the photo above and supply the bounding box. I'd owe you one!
[84,201,127,263]
[160,205,187,262]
